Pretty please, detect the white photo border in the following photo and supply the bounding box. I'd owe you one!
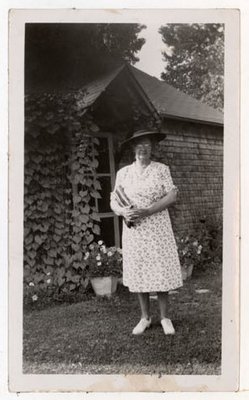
[6,5,241,395]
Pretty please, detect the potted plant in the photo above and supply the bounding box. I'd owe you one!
[176,235,203,280]
[84,240,123,296]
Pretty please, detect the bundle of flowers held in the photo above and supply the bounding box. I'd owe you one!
[84,241,123,278]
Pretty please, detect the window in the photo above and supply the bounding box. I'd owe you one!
[93,133,120,247]
[72,132,120,248]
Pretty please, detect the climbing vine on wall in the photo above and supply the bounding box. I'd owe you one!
[24,91,101,305]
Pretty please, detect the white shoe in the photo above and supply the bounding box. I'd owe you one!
[132,318,151,335]
[161,318,175,335]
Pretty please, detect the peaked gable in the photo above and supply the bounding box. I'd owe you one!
[129,66,223,126]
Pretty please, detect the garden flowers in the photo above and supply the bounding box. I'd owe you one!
[197,245,203,255]
[84,241,123,278]
[175,216,222,274]
[176,235,204,272]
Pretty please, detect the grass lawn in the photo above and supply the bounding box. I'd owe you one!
[23,266,222,375]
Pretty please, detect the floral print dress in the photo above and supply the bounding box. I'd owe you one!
[110,161,183,293]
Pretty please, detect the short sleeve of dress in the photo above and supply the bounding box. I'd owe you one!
[113,169,122,192]
[110,169,125,215]
[159,164,176,195]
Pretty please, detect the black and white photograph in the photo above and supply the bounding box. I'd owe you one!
[8,8,240,393]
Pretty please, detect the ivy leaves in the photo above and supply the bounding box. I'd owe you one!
[69,133,101,252]
[24,92,102,303]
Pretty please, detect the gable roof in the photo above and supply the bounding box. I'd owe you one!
[27,60,223,126]
[81,64,223,126]
[128,66,223,126]
[79,65,124,109]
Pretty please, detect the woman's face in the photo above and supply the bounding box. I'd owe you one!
[133,137,152,162]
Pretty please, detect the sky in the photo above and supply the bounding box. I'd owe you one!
[135,24,168,80]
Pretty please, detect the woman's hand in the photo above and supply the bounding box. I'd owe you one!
[131,208,151,220]
[121,207,139,222]
[119,187,178,222]
[121,207,150,222]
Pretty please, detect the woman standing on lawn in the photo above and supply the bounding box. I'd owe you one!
[110,129,183,335]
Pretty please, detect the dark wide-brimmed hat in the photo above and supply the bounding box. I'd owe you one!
[121,129,166,148]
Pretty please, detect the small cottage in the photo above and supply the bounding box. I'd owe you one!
[24,61,223,293]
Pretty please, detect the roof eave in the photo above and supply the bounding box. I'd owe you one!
[160,112,224,128]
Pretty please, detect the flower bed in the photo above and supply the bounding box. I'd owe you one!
[24,240,123,308]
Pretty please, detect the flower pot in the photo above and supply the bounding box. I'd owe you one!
[117,276,123,285]
[187,264,194,278]
[181,267,188,281]
[90,276,118,297]
[181,264,194,280]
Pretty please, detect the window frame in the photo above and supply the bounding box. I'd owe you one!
[93,132,120,248]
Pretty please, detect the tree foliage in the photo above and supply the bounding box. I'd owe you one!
[159,24,224,110]
[25,23,146,89]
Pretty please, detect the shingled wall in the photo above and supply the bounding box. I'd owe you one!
[155,119,223,235]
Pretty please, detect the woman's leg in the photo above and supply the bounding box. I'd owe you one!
[132,292,151,334]
[157,291,169,319]
[137,292,150,319]
[157,291,175,334]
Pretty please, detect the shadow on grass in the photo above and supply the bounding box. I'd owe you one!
[23,266,222,375]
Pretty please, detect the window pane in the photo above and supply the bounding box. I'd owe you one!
[96,137,110,173]
[99,217,115,246]
[98,176,112,213]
